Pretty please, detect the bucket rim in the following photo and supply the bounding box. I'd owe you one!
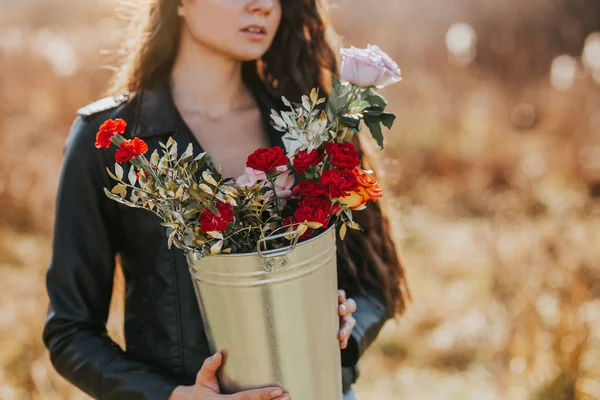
[188,223,336,259]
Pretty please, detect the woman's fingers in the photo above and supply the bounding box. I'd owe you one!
[232,386,289,400]
[195,352,222,386]
[339,298,357,317]
[339,316,356,348]
[337,291,357,348]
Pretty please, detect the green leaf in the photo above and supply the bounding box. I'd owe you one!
[303,221,323,229]
[364,116,385,149]
[111,184,128,198]
[133,190,148,200]
[183,229,194,246]
[271,111,286,128]
[167,229,177,249]
[265,170,282,181]
[202,171,219,186]
[281,112,294,127]
[364,107,384,117]
[198,184,213,195]
[106,167,120,181]
[170,211,185,225]
[381,112,396,130]
[343,207,354,223]
[348,221,363,231]
[207,202,219,216]
[351,100,371,111]
[339,223,347,240]
[302,95,312,112]
[326,106,337,124]
[166,136,176,149]
[168,139,178,157]
[332,74,343,94]
[281,96,292,109]
[210,240,224,255]
[151,150,160,167]
[207,231,224,240]
[103,187,129,205]
[178,143,194,165]
[128,166,137,186]
[339,114,362,129]
[189,185,205,200]
[193,151,207,162]
[297,223,309,236]
[365,94,387,109]
[114,163,123,181]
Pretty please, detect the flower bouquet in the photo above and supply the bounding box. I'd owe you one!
[95,45,401,399]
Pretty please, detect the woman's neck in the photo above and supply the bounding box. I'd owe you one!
[170,34,250,117]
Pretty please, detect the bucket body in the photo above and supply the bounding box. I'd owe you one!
[186,226,342,400]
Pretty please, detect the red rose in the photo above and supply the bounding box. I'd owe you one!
[326,142,360,170]
[293,197,333,227]
[95,119,127,149]
[198,201,234,233]
[320,169,360,199]
[293,180,329,200]
[246,146,289,172]
[293,149,323,174]
[339,167,384,210]
[115,137,149,164]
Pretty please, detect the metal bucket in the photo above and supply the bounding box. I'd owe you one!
[186,225,342,400]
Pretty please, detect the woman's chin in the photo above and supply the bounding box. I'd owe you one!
[227,45,271,62]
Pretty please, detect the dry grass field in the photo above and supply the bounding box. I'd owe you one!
[1,0,599,398]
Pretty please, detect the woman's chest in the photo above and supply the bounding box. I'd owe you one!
[182,108,271,177]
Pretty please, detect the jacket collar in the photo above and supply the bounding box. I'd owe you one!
[132,78,285,150]
[132,79,180,139]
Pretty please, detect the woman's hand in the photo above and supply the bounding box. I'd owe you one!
[338,290,357,349]
[169,352,290,400]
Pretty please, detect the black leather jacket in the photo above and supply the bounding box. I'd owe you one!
[43,79,390,400]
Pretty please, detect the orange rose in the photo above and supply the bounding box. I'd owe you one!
[339,167,383,210]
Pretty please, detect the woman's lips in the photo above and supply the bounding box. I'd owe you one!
[241,25,267,41]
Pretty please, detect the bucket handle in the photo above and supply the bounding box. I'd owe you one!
[256,230,301,258]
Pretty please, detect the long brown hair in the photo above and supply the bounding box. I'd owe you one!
[110,0,409,316]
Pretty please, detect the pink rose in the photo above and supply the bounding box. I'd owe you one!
[234,165,295,200]
[340,44,402,88]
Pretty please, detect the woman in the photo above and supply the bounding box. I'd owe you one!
[43,0,409,399]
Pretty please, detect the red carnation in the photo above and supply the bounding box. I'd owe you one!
[215,201,234,221]
[293,149,324,174]
[136,170,150,180]
[293,197,336,228]
[115,137,149,164]
[198,201,234,233]
[326,142,360,170]
[320,169,360,199]
[293,180,329,200]
[246,146,289,172]
[95,119,127,149]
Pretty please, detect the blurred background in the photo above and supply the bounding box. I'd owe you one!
[1,0,600,398]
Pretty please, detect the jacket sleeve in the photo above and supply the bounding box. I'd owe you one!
[339,285,389,368]
[43,116,179,400]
